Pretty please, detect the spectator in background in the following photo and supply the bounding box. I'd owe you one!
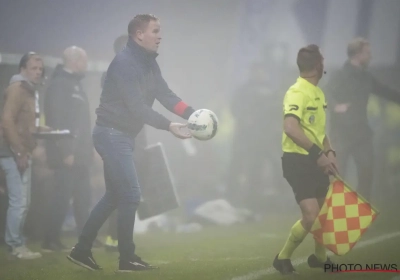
[101,35,129,88]
[326,37,400,201]
[42,46,94,252]
[226,63,276,214]
[0,52,44,259]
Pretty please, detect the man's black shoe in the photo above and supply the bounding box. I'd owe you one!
[67,247,102,271]
[117,254,158,272]
[308,254,334,269]
[273,254,297,275]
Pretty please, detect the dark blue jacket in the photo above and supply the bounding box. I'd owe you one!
[44,64,93,167]
[96,39,194,136]
[326,60,400,143]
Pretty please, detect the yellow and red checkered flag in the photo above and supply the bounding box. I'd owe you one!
[310,179,379,255]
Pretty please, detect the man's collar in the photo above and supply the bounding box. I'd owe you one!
[127,38,158,59]
[297,76,318,89]
[55,65,85,80]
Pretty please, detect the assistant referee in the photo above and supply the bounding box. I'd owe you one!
[273,44,338,275]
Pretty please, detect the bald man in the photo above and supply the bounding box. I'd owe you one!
[42,46,94,252]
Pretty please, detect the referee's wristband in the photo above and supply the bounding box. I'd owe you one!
[325,149,336,157]
[308,144,323,161]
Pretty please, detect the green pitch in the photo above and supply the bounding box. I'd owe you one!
[1,208,399,280]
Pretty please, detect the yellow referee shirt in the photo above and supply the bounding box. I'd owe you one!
[282,77,327,154]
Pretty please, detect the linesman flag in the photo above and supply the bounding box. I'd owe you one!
[310,179,379,255]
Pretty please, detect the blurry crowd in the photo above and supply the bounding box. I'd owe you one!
[0,35,400,260]
[223,38,400,215]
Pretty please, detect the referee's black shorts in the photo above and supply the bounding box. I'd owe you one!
[281,152,330,204]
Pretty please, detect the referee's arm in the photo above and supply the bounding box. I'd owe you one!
[284,116,314,151]
[284,117,337,175]
[283,91,315,151]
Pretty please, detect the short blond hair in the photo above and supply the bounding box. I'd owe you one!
[347,37,369,58]
[128,14,159,37]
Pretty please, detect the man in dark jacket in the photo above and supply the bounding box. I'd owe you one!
[68,14,195,272]
[326,37,400,201]
[42,46,93,252]
[101,34,151,252]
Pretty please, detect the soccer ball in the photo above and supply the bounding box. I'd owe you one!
[188,109,218,141]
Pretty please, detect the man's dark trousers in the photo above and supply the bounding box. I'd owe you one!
[74,124,141,261]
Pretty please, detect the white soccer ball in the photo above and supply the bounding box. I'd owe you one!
[188,109,218,141]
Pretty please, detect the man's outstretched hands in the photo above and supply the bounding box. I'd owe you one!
[169,123,192,139]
